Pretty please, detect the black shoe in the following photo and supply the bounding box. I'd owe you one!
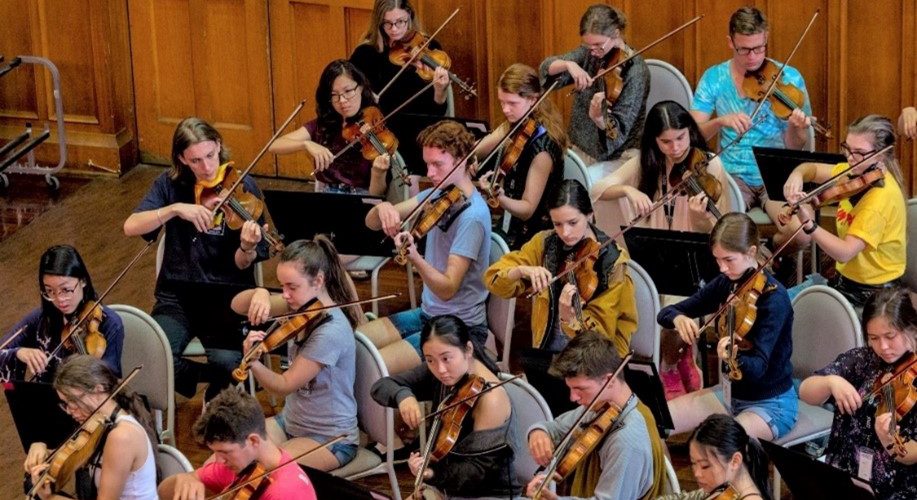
[367,442,414,464]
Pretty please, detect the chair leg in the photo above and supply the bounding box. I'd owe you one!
[370,266,382,317]
[407,262,417,309]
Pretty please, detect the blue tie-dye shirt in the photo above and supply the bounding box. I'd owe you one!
[692,59,812,187]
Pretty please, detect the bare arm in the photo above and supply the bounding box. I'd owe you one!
[498,151,553,221]
[250,353,322,397]
[96,424,145,500]
[691,110,720,141]
[269,126,313,155]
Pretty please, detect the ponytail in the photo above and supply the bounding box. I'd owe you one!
[690,413,772,500]
[280,237,362,327]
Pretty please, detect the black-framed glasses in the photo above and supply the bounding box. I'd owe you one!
[330,86,360,104]
[381,18,410,30]
[840,143,877,160]
[733,41,768,56]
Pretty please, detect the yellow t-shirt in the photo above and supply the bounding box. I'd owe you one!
[832,162,906,284]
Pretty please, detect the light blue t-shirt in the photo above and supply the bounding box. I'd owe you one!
[692,59,812,187]
[418,187,491,326]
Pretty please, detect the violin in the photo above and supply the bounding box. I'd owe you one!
[388,30,477,98]
[554,401,621,479]
[670,148,723,219]
[743,60,832,138]
[342,106,411,187]
[599,47,628,106]
[704,483,743,500]
[394,186,467,265]
[225,461,271,500]
[61,301,106,359]
[557,238,600,332]
[717,271,768,381]
[482,119,539,208]
[868,352,916,458]
[195,162,285,257]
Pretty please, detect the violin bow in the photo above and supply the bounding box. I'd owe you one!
[568,15,704,97]
[864,354,917,400]
[41,238,157,367]
[205,435,346,500]
[0,325,27,352]
[746,9,820,126]
[787,144,894,209]
[377,8,460,99]
[531,352,633,499]
[27,366,143,498]
[259,293,399,322]
[421,375,520,421]
[210,100,306,217]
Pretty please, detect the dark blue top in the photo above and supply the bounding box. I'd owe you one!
[135,171,268,287]
[0,305,124,382]
[657,270,794,400]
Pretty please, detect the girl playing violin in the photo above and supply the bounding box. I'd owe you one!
[485,179,637,414]
[363,120,492,375]
[539,4,649,169]
[25,355,158,500]
[658,213,797,441]
[475,63,568,250]
[777,115,906,308]
[0,245,123,383]
[230,237,361,471]
[371,315,519,499]
[269,60,391,195]
[657,413,772,500]
[799,287,916,499]
[123,117,268,401]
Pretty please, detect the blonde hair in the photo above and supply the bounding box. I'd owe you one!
[496,63,568,149]
[846,115,905,196]
[359,0,423,51]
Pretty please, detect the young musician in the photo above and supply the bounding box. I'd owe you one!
[657,414,773,500]
[690,6,813,212]
[230,237,360,471]
[363,120,491,375]
[658,213,797,441]
[485,179,637,414]
[371,315,520,499]
[778,115,906,308]
[526,331,666,500]
[539,4,649,167]
[269,59,391,195]
[123,117,268,401]
[0,245,123,382]
[799,287,916,499]
[25,355,158,500]
[475,63,567,250]
[158,388,318,499]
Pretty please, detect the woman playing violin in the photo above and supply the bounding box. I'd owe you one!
[371,315,519,499]
[485,179,636,414]
[658,213,797,441]
[363,120,492,375]
[657,414,772,500]
[475,63,567,250]
[777,115,905,308]
[526,331,666,500]
[124,117,268,401]
[539,4,649,168]
[25,355,157,500]
[0,245,123,383]
[230,237,361,471]
[799,287,916,499]
[158,388,318,499]
[269,60,391,195]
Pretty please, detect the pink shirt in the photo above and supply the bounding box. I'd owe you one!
[196,449,318,500]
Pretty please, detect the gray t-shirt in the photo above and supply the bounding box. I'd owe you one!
[419,188,491,326]
[281,307,359,445]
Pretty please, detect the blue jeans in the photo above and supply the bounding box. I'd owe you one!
[272,413,358,467]
[714,385,799,439]
[388,308,490,357]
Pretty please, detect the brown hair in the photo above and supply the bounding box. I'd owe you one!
[170,117,230,181]
[496,63,568,149]
[846,115,905,196]
[549,330,624,380]
[194,388,266,445]
[359,0,423,51]
[729,6,769,37]
[579,4,627,36]
[280,236,361,327]
[710,212,759,255]
[417,120,476,163]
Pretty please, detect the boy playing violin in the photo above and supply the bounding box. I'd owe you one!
[363,120,492,375]
[526,331,666,500]
[158,388,318,499]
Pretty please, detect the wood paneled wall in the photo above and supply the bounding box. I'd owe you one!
[1,1,916,192]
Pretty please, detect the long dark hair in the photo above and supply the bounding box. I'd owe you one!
[548,179,594,216]
[690,414,772,500]
[314,60,376,143]
[420,315,499,375]
[38,245,97,335]
[862,286,917,351]
[279,237,361,327]
[638,101,708,199]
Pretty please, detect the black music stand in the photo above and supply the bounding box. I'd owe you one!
[301,465,392,499]
[4,381,76,451]
[760,440,875,500]
[623,227,719,297]
[624,359,674,438]
[263,190,395,257]
[752,146,846,203]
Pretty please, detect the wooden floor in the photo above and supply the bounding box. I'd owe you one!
[0,166,776,499]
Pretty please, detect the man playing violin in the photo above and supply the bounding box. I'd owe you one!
[123,117,269,402]
[363,120,491,375]
[690,6,813,213]
[158,388,318,499]
[526,331,666,500]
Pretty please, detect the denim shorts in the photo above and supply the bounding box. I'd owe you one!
[713,385,799,439]
[273,413,358,467]
[388,308,490,357]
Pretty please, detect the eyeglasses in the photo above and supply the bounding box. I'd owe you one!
[381,18,410,30]
[733,41,768,56]
[840,143,878,161]
[58,390,92,413]
[330,86,360,104]
[41,283,81,301]
[581,37,613,52]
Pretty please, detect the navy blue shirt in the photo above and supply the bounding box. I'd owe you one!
[657,270,794,400]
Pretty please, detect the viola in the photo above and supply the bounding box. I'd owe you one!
[743,60,832,138]
[226,461,271,500]
[195,162,285,257]
[556,238,601,332]
[394,186,467,265]
[61,301,106,359]
[388,31,477,98]
[482,118,539,208]
[670,148,723,219]
[704,483,743,500]
[341,106,411,187]
[599,47,628,106]
[554,401,621,479]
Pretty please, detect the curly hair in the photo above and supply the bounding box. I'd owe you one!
[194,388,266,445]
[417,120,476,161]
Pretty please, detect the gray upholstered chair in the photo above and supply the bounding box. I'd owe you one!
[644,59,693,114]
[485,233,516,371]
[157,443,193,480]
[625,260,661,369]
